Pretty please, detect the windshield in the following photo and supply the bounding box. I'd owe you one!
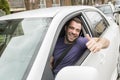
[0,17,52,80]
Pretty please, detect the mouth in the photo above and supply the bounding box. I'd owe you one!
[68,33,76,42]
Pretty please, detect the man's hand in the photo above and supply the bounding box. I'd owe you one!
[85,34,103,53]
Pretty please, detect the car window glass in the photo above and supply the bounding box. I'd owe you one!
[0,18,52,80]
[97,5,112,14]
[85,11,107,37]
[0,19,23,55]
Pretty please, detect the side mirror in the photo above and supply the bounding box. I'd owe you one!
[55,66,99,80]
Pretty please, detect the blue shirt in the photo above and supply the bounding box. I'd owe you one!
[53,36,88,75]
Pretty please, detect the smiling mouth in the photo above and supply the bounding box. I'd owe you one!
[68,34,77,41]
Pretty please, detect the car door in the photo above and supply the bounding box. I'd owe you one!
[41,10,92,80]
[80,10,120,80]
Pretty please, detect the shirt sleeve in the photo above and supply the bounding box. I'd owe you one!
[76,37,88,49]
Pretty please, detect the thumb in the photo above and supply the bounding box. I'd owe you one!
[85,34,91,41]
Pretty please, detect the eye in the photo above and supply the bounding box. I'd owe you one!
[76,29,80,33]
[68,26,74,30]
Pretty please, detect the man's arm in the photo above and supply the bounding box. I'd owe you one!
[86,34,110,53]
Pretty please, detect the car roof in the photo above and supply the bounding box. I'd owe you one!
[0,6,98,20]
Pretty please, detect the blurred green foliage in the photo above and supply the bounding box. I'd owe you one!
[0,0,10,15]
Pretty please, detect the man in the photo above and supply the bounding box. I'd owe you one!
[50,17,110,76]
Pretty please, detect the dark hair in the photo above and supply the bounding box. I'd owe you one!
[66,17,82,27]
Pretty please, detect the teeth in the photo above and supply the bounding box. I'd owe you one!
[70,35,74,39]
[70,34,74,38]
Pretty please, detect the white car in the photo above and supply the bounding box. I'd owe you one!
[0,6,119,80]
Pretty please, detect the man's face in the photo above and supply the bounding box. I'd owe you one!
[65,20,81,43]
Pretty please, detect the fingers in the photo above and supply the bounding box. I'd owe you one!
[85,34,102,53]
[85,34,91,41]
[92,43,102,53]
[86,40,96,50]
[87,41,102,53]
[90,44,101,53]
[86,34,96,49]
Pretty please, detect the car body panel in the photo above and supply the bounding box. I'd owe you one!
[81,12,120,80]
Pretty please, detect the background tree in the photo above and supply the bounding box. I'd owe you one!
[24,0,40,10]
[24,0,30,10]
[0,0,10,14]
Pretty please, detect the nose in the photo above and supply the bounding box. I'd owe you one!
[72,29,77,34]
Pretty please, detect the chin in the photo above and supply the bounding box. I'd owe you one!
[68,39,75,43]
